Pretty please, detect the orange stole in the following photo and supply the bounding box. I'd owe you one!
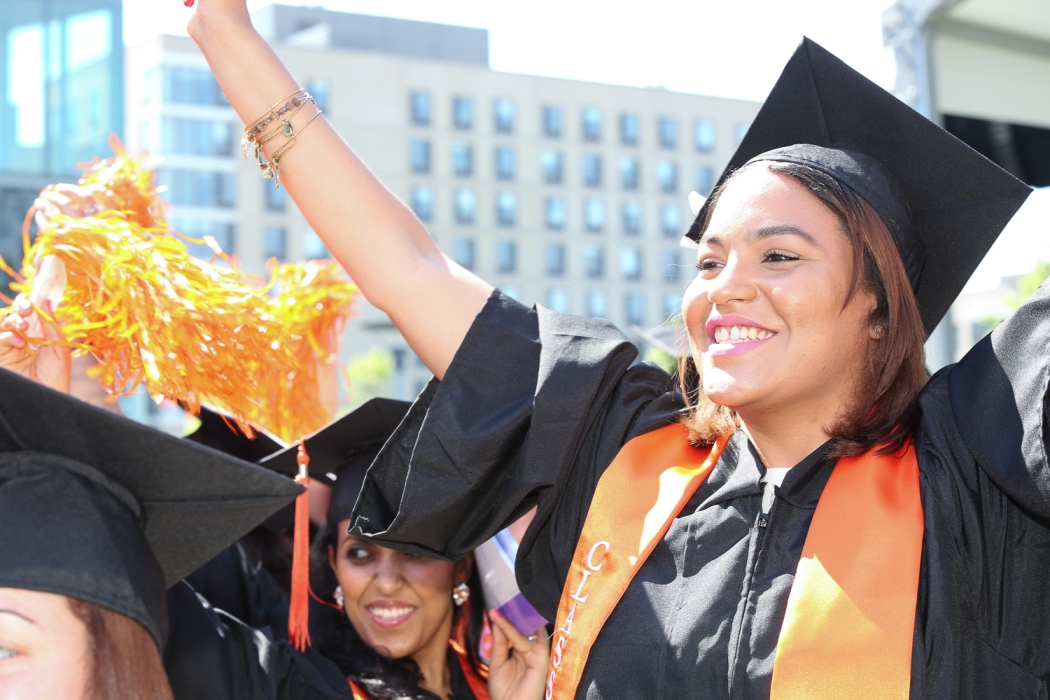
[545,424,923,700]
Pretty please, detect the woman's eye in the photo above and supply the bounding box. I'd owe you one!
[0,646,17,660]
[696,258,723,272]
[764,250,800,263]
[345,546,371,561]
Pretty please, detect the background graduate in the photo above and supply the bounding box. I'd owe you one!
[182,1,1045,696]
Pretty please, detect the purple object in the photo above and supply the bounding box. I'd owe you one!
[475,529,548,636]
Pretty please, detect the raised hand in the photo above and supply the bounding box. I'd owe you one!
[488,610,550,700]
[0,296,71,394]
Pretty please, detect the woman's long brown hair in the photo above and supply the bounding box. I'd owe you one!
[68,598,174,700]
[680,161,929,457]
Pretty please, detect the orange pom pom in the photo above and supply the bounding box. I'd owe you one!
[0,138,357,441]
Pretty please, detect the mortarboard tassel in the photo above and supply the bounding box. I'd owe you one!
[288,440,312,651]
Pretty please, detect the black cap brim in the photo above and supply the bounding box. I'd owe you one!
[687,38,1032,334]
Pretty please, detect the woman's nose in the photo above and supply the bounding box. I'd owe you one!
[373,554,404,592]
[707,257,757,305]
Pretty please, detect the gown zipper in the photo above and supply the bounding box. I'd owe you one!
[727,486,777,698]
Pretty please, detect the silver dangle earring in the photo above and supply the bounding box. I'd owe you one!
[451,582,471,607]
[334,585,345,609]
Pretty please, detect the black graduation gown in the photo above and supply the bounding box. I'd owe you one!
[353,286,1050,699]
[164,581,353,700]
[184,541,290,638]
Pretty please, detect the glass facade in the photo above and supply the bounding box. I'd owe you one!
[452,142,473,177]
[495,240,516,273]
[411,186,433,222]
[620,247,642,281]
[657,160,678,193]
[142,117,233,157]
[171,217,236,258]
[694,119,715,152]
[157,169,236,208]
[454,189,476,224]
[264,225,286,261]
[619,156,639,190]
[584,199,605,232]
[1,0,124,176]
[622,201,642,235]
[410,139,431,174]
[545,196,566,230]
[545,243,565,276]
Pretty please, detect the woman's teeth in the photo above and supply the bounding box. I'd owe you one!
[713,326,772,344]
[367,606,415,620]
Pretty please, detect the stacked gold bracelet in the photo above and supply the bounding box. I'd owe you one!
[241,88,323,188]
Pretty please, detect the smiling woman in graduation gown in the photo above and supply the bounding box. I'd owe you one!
[181,4,1047,697]
[347,45,1049,699]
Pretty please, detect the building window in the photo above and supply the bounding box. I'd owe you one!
[543,105,563,138]
[620,113,639,146]
[452,142,473,177]
[584,245,604,279]
[495,240,516,273]
[619,157,639,190]
[496,192,517,227]
[582,107,601,142]
[410,92,431,126]
[265,180,287,212]
[661,204,681,238]
[172,218,236,258]
[452,238,476,269]
[663,294,681,320]
[658,117,677,149]
[411,186,434,222]
[152,118,233,157]
[305,79,330,113]
[545,197,566,230]
[621,247,643,281]
[547,288,569,313]
[542,150,563,184]
[735,122,750,145]
[585,199,605,232]
[264,225,286,261]
[694,164,714,196]
[662,251,681,283]
[545,243,565,276]
[502,286,521,301]
[453,96,474,130]
[657,160,678,193]
[455,190,476,224]
[303,228,330,259]
[694,119,715,152]
[586,290,607,318]
[495,147,516,180]
[410,140,431,174]
[147,65,226,106]
[582,155,602,188]
[620,202,641,236]
[157,169,236,208]
[494,98,514,133]
[625,293,645,326]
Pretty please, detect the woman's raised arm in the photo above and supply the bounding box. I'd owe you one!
[186,1,493,380]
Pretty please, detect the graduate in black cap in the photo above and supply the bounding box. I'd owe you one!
[0,367,316,698]
[260,398,549,700]
[187,4,1046,695]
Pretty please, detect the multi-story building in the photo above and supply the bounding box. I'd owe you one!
[0,0,124,293]
[126,6,760,399]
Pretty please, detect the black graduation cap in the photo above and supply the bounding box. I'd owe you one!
[686,37,1032,334]
[0,369,302,648]
[185,406,285,462]
[259,397,410,523]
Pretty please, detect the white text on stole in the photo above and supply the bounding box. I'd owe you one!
[545,540,610,699]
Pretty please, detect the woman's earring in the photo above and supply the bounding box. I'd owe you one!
[333,585,345,609]
[451,582,471,607]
